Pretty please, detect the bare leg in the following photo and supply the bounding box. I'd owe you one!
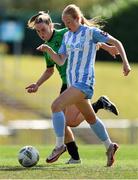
[65,126,74,143]
[65,105,84,127]
[47,87,118,166]
[64,106,82,162]
[65,126,80,162]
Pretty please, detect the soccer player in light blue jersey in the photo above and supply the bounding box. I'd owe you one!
[36,5,131,167]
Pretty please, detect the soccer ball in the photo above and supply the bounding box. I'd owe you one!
[18,146,39,167]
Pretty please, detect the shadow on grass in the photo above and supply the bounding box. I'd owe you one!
[0,164,77,171]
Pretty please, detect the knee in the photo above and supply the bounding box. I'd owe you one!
[69,124,78,128]
[85,114,97,124]
[51,99,63,112]
[51,101,59,112]
[67,121,79,127]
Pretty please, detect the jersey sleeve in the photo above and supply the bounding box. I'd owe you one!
[92,27,109,43]
[58,35,67,55]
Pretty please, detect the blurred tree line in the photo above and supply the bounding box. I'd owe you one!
[0,0,137,62]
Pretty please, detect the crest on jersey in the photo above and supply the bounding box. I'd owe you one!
[100,31,108,36]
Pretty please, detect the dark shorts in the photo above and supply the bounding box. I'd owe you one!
[60,84,67,94]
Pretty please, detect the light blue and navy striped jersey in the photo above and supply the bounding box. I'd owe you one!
[58,25,109,87]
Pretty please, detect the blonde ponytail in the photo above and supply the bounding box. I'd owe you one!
[81,16,105,29]
[63,4,105,29]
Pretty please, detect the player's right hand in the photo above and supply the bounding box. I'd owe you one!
[36,44,48,52]
[25,83,39,93]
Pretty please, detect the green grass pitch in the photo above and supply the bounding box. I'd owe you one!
[0,144,137,179]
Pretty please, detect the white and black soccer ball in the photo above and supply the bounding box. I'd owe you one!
[18,146,39,167]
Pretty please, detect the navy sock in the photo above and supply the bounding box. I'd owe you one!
[66,141,80,160]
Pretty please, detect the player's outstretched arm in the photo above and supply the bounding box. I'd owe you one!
[37,44,67,66]
[26,67,54,93]
[107,36,131,76]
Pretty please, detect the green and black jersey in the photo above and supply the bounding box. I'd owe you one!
[43,28,68,84]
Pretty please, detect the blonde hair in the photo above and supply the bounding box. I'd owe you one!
[62,4,104,28]
[27,11,52,29]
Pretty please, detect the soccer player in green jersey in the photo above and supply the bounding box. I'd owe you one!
[26,11,119,164]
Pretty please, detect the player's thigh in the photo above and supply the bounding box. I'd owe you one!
[52,86,86,112]
[76,99,96,123]
[65,105,84,127]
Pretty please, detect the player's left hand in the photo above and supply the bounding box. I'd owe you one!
[108,46,120,58]
[123,63,131,76]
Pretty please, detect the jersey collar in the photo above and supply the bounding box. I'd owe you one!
[47,30,55,42]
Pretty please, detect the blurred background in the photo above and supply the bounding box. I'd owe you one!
[0,0,138,145]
